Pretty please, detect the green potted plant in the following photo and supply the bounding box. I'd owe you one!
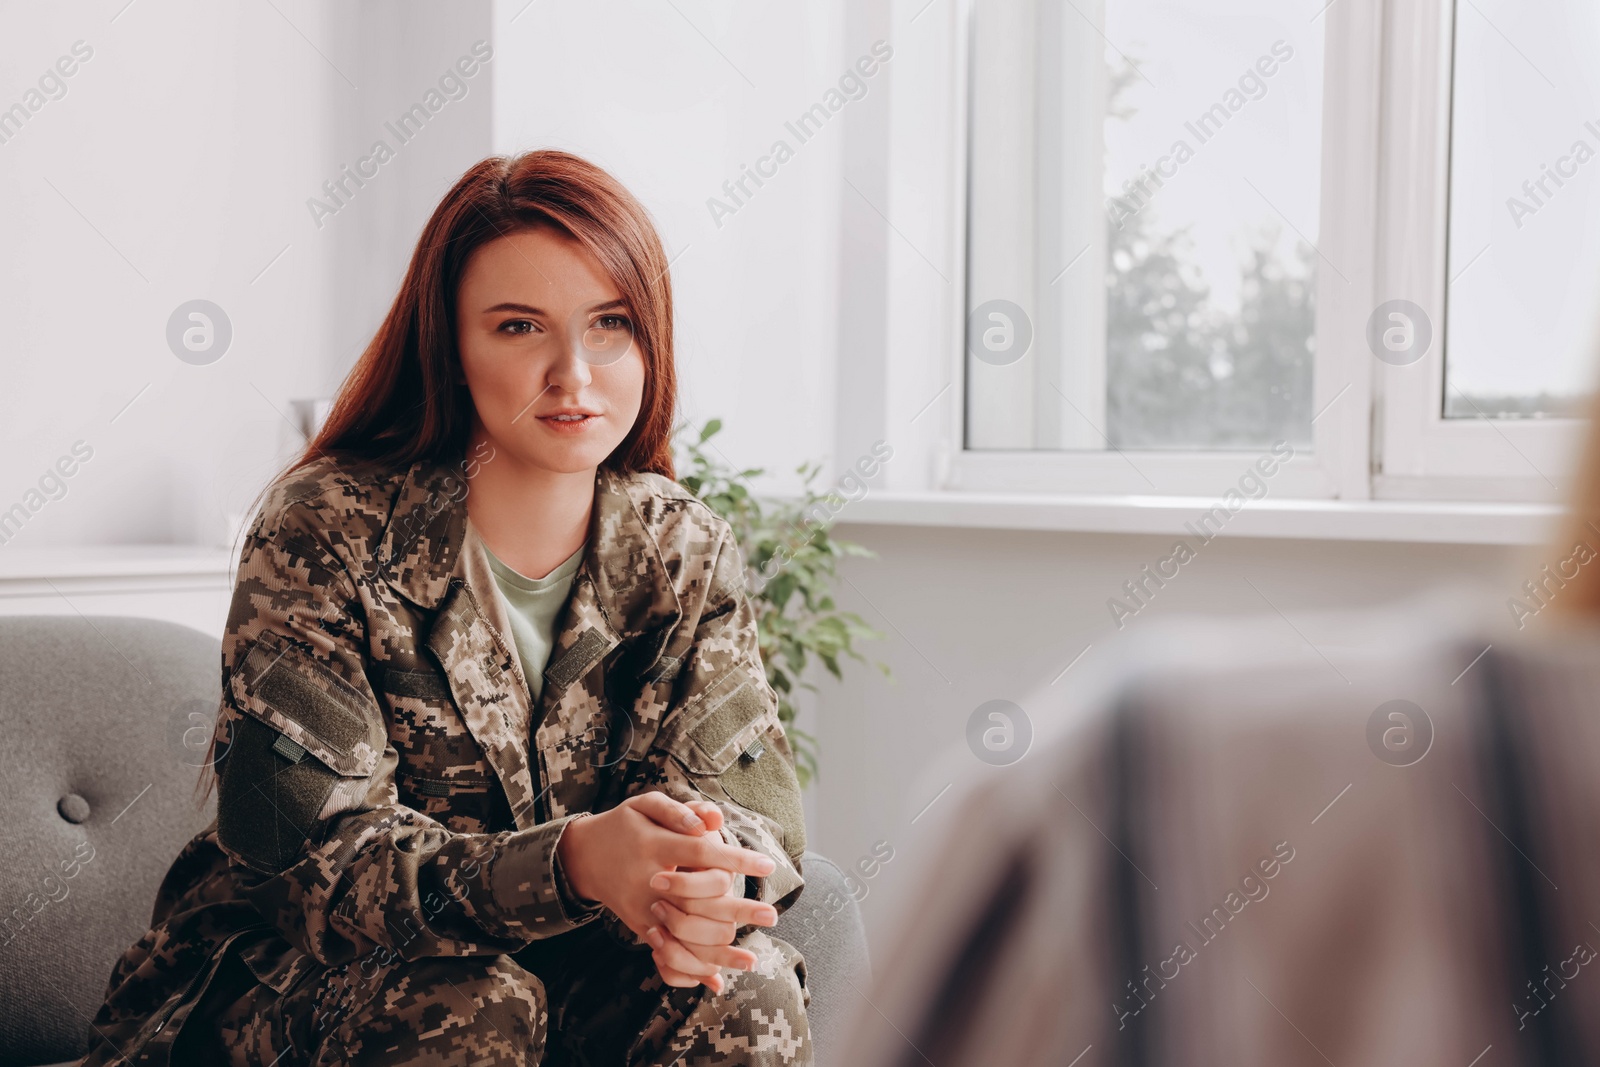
[675,419,889,787]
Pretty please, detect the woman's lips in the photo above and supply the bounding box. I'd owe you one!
[536,412,599,434]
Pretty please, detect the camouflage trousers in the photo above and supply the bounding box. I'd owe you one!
[174,925,811,1066]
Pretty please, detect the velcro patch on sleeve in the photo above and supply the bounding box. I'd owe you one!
[233,633,380,778]
[685,679,770,771]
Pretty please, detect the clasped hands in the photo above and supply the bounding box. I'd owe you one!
[556,792,779,993]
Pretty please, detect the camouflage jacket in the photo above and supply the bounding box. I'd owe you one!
[84,450,807,1063]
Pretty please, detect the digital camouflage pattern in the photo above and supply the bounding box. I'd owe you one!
[77,449,810,1065]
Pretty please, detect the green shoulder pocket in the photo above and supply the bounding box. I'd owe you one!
[228,631,383,778]
[218,632,384,873]
[677,673,806,858]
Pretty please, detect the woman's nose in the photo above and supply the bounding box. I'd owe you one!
[546,329,596,389]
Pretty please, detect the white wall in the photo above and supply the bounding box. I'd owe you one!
[2,0,846,548]
[0,0,492,549]
[490,0,847,488]
[1,0,857,533]
[816,522,1532,955]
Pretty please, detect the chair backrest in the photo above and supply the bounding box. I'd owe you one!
[0,616,220,1065]
[772,852,872,1067]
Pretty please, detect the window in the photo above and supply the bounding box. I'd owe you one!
[1443,0,1600,420]
[953,0,1592,501]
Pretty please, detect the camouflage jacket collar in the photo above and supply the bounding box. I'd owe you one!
[374,453,682,640]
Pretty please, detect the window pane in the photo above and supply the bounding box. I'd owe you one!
[1103,0,1325,450]
[1445,0,1600,419]
[965,0,1326,452]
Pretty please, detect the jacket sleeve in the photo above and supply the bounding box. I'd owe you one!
[597,523,807,945]
[212,498,599,967]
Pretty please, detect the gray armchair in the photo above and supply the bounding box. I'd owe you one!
[0,616,866,1066]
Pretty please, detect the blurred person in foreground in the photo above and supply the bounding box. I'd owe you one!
[846,389,1600,1066]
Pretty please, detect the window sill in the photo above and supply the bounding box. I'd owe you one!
[827,491,1564,546]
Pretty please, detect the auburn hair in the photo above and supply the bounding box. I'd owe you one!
[293,149,677,479]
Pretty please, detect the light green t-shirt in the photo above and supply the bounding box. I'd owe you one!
[480,536,586,704]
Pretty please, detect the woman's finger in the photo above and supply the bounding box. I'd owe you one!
[650,897,739,947]
[661,834,776,879]
[652,937,721,991]
[680,941,758,973]
[644,925,720,979]
[627,791,710,835]
[655,956,724,993]
[657,962,714,991]
[684,800,724,834]
[650,910,759,972]
[649,866,736,899]
[674,893,779,928]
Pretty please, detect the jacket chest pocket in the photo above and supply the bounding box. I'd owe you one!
[598,625,682,761]
[379,665,504,832]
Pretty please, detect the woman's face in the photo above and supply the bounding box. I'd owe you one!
[455,225,646,476]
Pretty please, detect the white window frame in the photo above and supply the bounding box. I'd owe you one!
[1373,0,1586,502]
[875,0,1584,506]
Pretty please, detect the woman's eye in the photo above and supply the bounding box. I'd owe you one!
[595,314,631,332]
[498,319,536,335]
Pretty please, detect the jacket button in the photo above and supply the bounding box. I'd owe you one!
[57,794,91,824]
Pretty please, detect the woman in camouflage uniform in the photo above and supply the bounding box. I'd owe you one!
[78,151,812,1066]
